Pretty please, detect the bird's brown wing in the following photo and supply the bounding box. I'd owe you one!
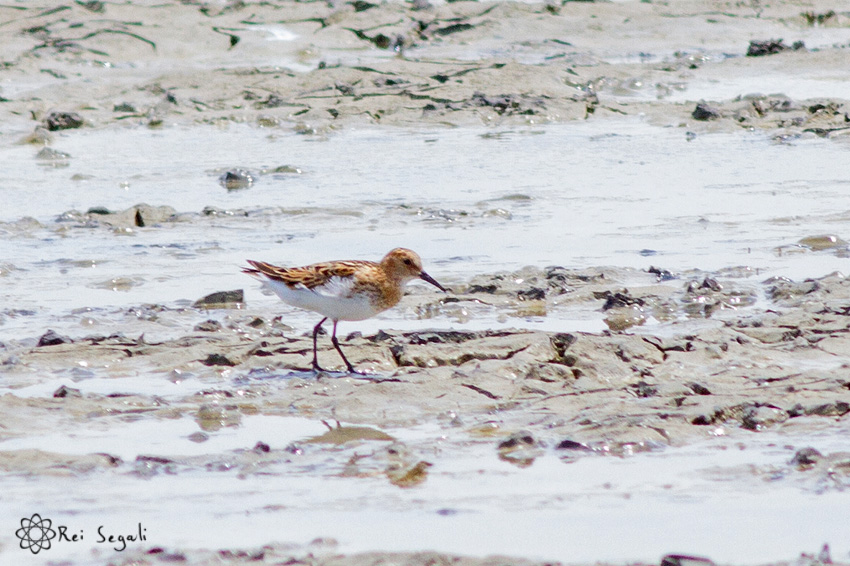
[243,259,371,290]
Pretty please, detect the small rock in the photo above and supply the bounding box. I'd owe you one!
[202,353,236,367]
[789,447,822,470]
[253,441,271,453]
[517,287,546,301]
[768,279,819,301]
[196,403,242,430]
[21,126,54,145]
[699,277,722,292]
[604,305,647,331]
[187,432,209,443]
[594,290,644,310]
[660,555,715,566]
[805,402,850,417]
[219,169,254,190]
[194,289,244,309]
[53,385,82,398]
[335,82,356,95]
[386,460,432,488]
[687,382,712,395]
[264,165,302,174]
[741,404,788,431]
[799,234,847,251]
[497,431,542,467]
[194,319,223,332]
[692,102,721,121]
[629,380,658,398]
[555,439,592,451]
[43,111,84,131]
[648,265,675,281]
[37,329,73,347]
[113,102,138,112]
[35,147,71,161]
[746,39,805,57]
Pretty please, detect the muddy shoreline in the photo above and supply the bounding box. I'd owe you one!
[3,1,850,136]
[5,264,850,445]
[2,1,850,564]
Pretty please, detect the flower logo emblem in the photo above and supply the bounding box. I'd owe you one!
[15,514,57,554]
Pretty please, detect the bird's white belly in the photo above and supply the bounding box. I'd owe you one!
[263,278,380,321]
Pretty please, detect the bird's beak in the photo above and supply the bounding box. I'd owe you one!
[420,271,448,292]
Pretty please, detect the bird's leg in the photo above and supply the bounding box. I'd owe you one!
[312,317,328,372]
[330,319,358,374]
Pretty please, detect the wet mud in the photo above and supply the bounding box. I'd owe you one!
[3,1,850,135]
[4,266,850,448]
[3,1,850,564]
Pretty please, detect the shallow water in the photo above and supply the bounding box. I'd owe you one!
[2,412,849,564]
[2,120,850,341]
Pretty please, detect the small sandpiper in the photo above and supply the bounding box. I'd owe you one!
[243,248,446,373]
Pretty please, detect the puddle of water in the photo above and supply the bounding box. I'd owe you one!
[0,414,326,461]
[8,376,208,399]
[1,420,848,564]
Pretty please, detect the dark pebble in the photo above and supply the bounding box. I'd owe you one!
[498,432,536,450]
[594,290,645,310]
[661,555,715,566]
[44,111,84,131]
[202,353,236,367]
[434,22,473,37]
[692,102,721,121]
[699,277,722,292]
[789,447,822,470]
[555,439,592,451]
[648,265,675,281]
[691,415,712,425]
[37,329,73,347]
[113,102,137,112]
[253,441,271,453]
[746,39,805,57]
[53,385,82,398]
[687,382,712,395]
[517,287,546,301]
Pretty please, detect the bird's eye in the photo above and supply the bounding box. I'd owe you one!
[403,258,412,266]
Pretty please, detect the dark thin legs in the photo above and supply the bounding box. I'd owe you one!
[329,319,356,374]
[311,317,328,372]
[311,317,357,374]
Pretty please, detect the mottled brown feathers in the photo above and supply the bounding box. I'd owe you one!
[244,259,372,290]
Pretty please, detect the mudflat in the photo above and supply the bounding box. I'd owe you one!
[1,1,850,565]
